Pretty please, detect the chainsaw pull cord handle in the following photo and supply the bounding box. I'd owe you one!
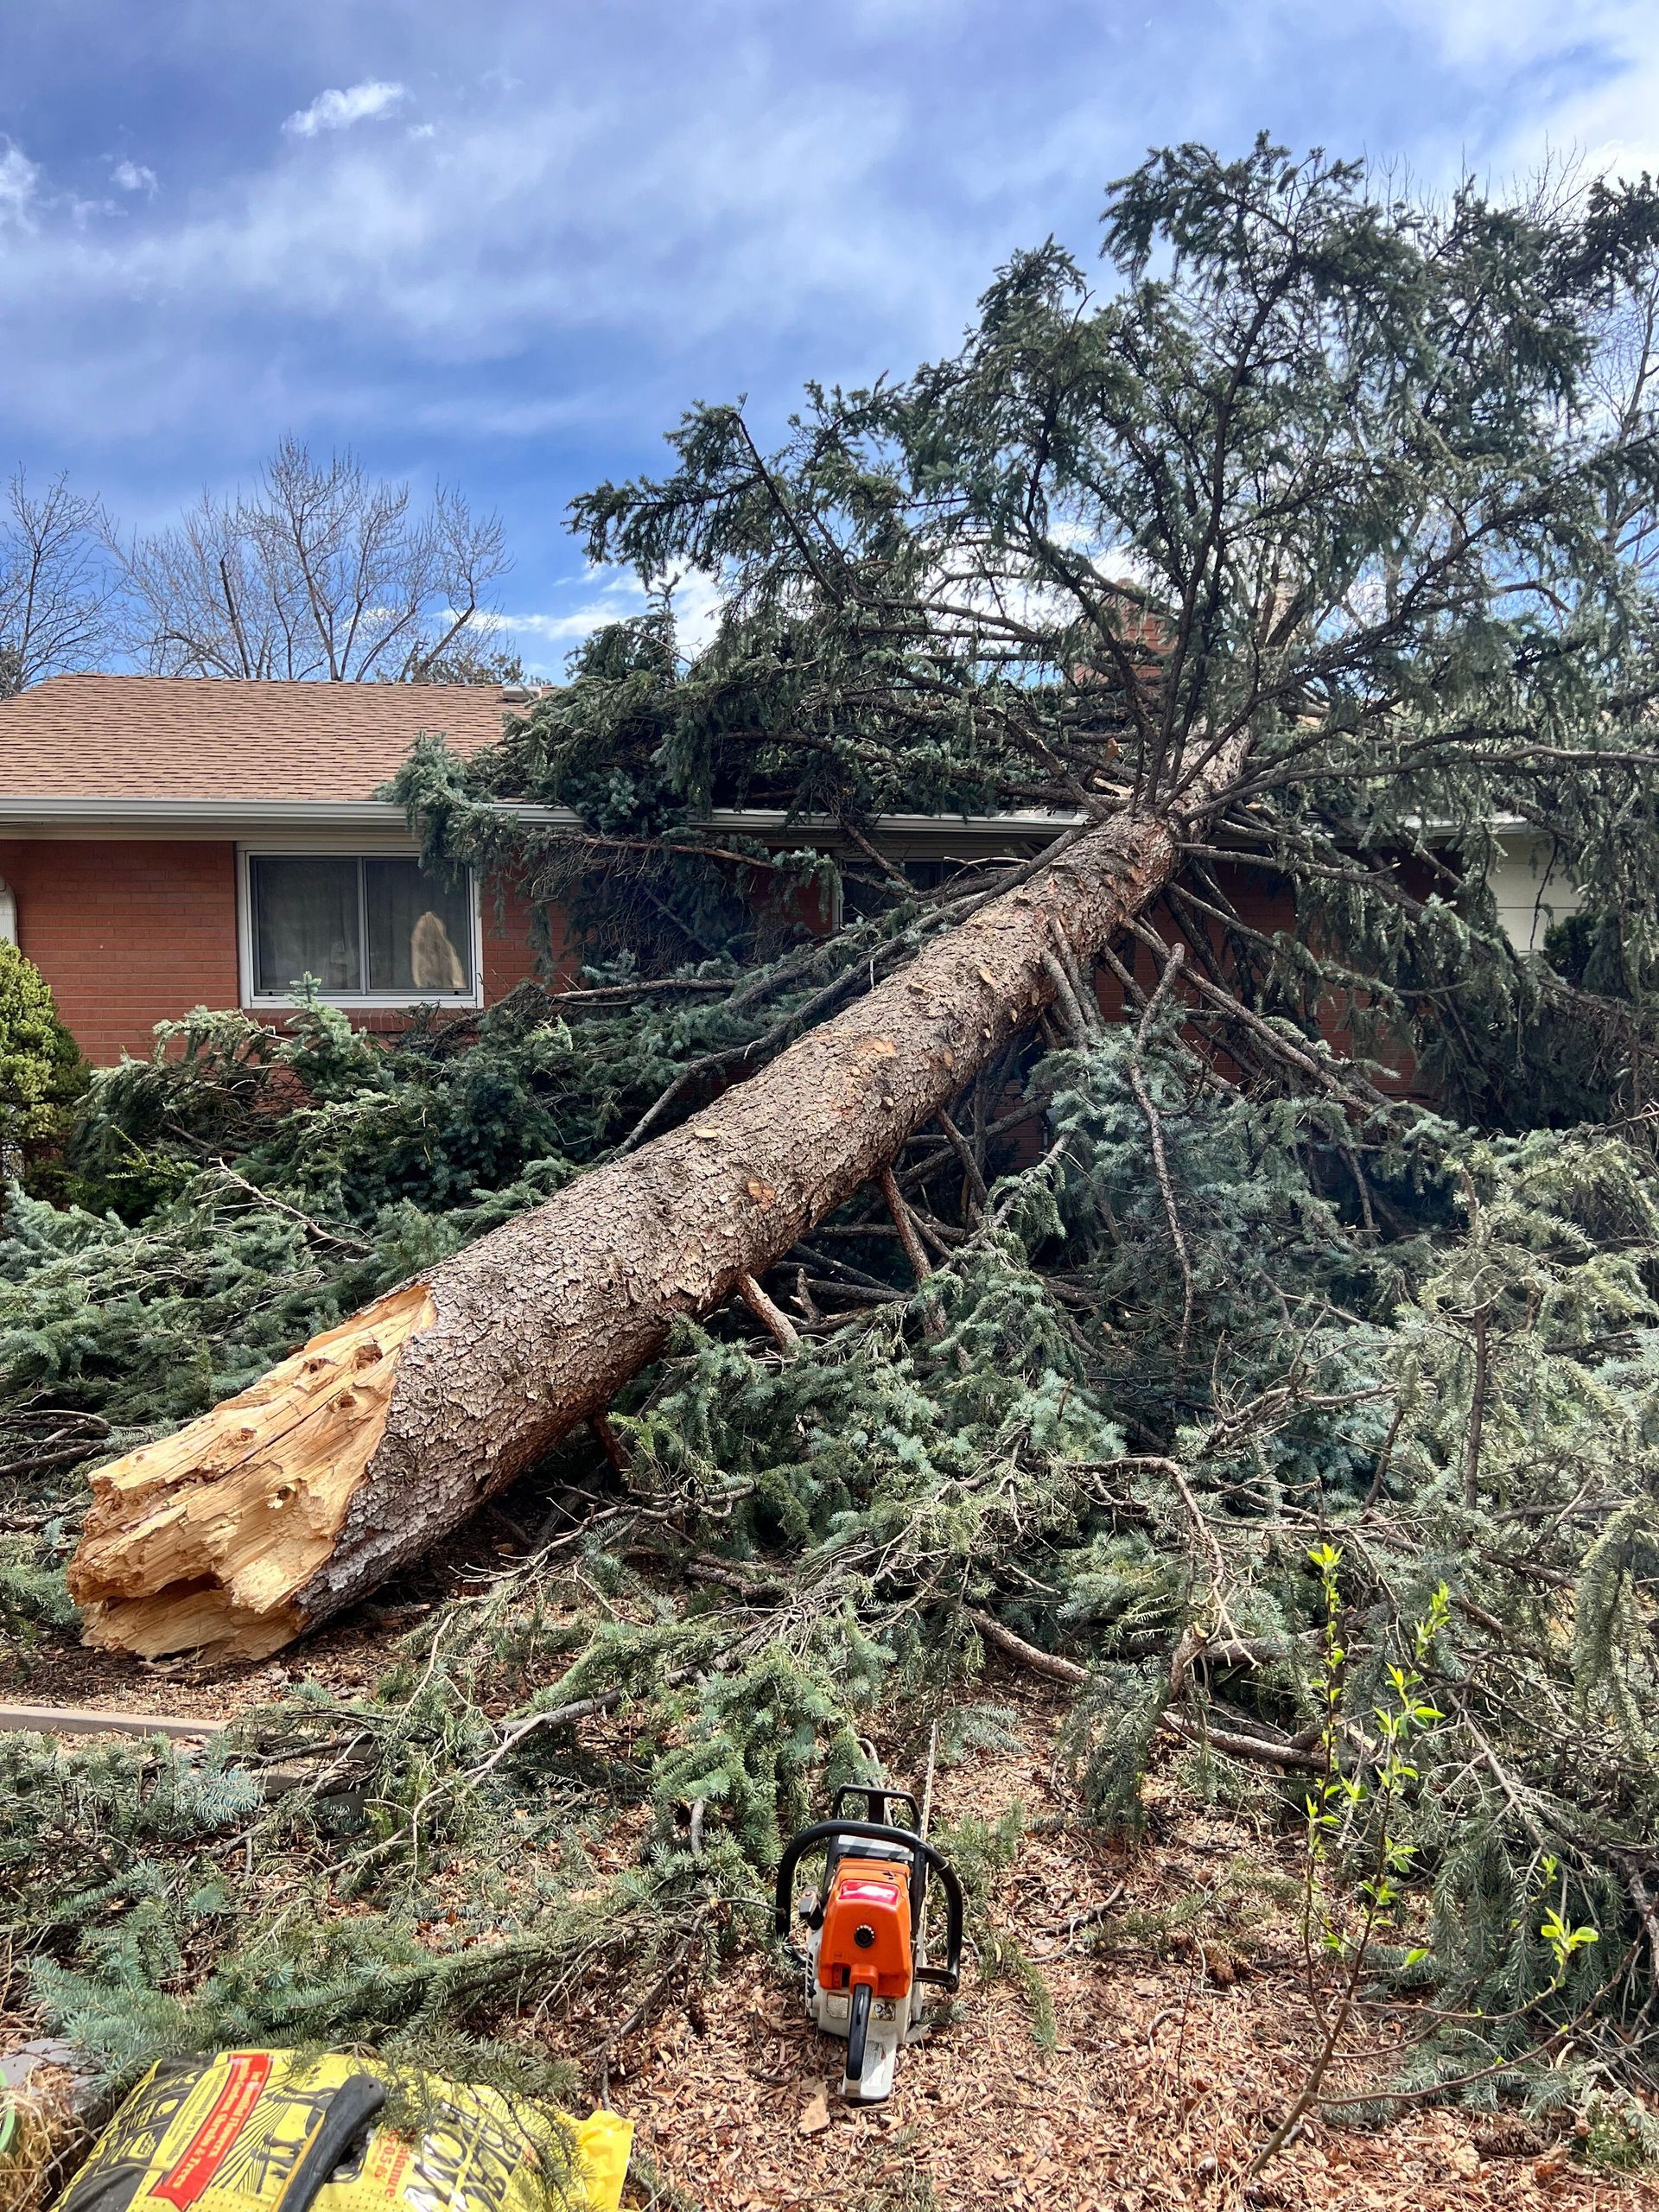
[773,1819,965,1993]
[845,1983,873,2085]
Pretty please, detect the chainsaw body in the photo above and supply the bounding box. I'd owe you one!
[774,1787,963,2103]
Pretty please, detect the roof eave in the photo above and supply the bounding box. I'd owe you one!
[0,798,1090,847]
[0,798,582,840]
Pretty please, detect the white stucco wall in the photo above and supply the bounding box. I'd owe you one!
[1487,831,1582,952]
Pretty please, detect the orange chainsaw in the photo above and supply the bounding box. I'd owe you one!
[774,1785,963,2102]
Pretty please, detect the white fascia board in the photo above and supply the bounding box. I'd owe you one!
[705,807,1087,841]
[1402,812,1529,841]
[0,798,582,842]
[0,797,1090,846]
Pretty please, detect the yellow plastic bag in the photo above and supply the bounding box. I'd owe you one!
[54,2052,631,2212]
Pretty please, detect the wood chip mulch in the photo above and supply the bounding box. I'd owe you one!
[597,1691,1659,2210]
[8,1625,1659,2209]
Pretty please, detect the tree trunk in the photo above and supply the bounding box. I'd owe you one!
[68,795,1207,1659]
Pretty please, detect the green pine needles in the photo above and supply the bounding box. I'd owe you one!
[7,134,1659,2159]
[5,1014,1659,2133]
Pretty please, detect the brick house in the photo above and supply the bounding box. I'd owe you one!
[0,675,1117,1065]
[0,676,561,1064]
[0,673,1578,1068]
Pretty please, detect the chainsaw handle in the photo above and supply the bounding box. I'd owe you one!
[773,1819,963,1991]
[912,1851,963,1995]
[833,1784,920,1831]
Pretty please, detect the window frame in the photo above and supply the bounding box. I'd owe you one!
[237,841,484,1011]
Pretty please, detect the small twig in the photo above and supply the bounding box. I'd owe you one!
[919,1718,940,1840]
[906,1206,959,1263]
[802,1276,903,1306]
[209,1164,373,1254]
[1096,937,1150,1015]
[1127,944,1195,1359]
[591,1413,631,1479]
[407,1665,694,1859]
[615,959,868,1154]
[1481,1548,1575,1589]
[1154,1456,1243,1645]
[964,1606,1086,1683]
[1360,1397,1406,1512]
[1040,950,1090,1044]
[1162,1707,1325,1772]
[935,1107,987,1223]
[838,814,917,895]
[736,1271,802,1357]
[625,1545,785,1601]
[791,1242,900,1296]
[1617,1858,1659,2023]
[878,1164,934,1282]
[1057,938,1103,1033]
[1464,1301,1496,1511]
[550,978,734,1004]
[1033,1881,1128,1945]
[590,1935,700,2075]
[1167,1629,1284,1698]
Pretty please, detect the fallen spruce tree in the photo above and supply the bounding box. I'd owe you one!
[65,139,1659,1659]
[8,139,1659,2152]
[67,774,1233,1660]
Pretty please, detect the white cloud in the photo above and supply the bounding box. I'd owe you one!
[0,141,40,225]
[503,568,727,669]
[1364,0,1629,73]
[1266,0,1659,178]
[111,159,158,196]
[283,80,407,139]
[0,66,933,391]
[13,0,1659,468]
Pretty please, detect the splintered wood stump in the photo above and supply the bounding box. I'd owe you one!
[69,796,1205,1660]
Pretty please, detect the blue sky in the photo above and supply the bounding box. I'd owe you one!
[3,0,1656,671]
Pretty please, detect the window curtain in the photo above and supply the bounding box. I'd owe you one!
[365,860,472,994]
[251,856,362,995]
[249,855,474,999]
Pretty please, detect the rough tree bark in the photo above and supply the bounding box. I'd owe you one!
[69,775,1230,1660]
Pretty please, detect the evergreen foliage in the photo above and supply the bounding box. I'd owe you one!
[0,942,87,1182]
[396,140,1659,1124]
[7,1019,1659,2128]
[5,138,1659,2155]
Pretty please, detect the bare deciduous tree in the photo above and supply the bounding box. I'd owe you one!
[0,470,114,696]
[113,437,512,683]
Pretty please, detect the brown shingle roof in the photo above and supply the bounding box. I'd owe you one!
[0,675,515,804]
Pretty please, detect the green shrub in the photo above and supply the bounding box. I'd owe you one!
[0,943,87,1185]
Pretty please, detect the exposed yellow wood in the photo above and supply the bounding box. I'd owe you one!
[68,1282,435,1659]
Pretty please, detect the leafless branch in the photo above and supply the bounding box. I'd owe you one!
[0,469,114,691]
[111,437,511,684]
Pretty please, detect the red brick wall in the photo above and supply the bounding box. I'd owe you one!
[481,878,564,999]
[0,838,240,1066]
[0,840,567,1065]
[0,837,1383,1077]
